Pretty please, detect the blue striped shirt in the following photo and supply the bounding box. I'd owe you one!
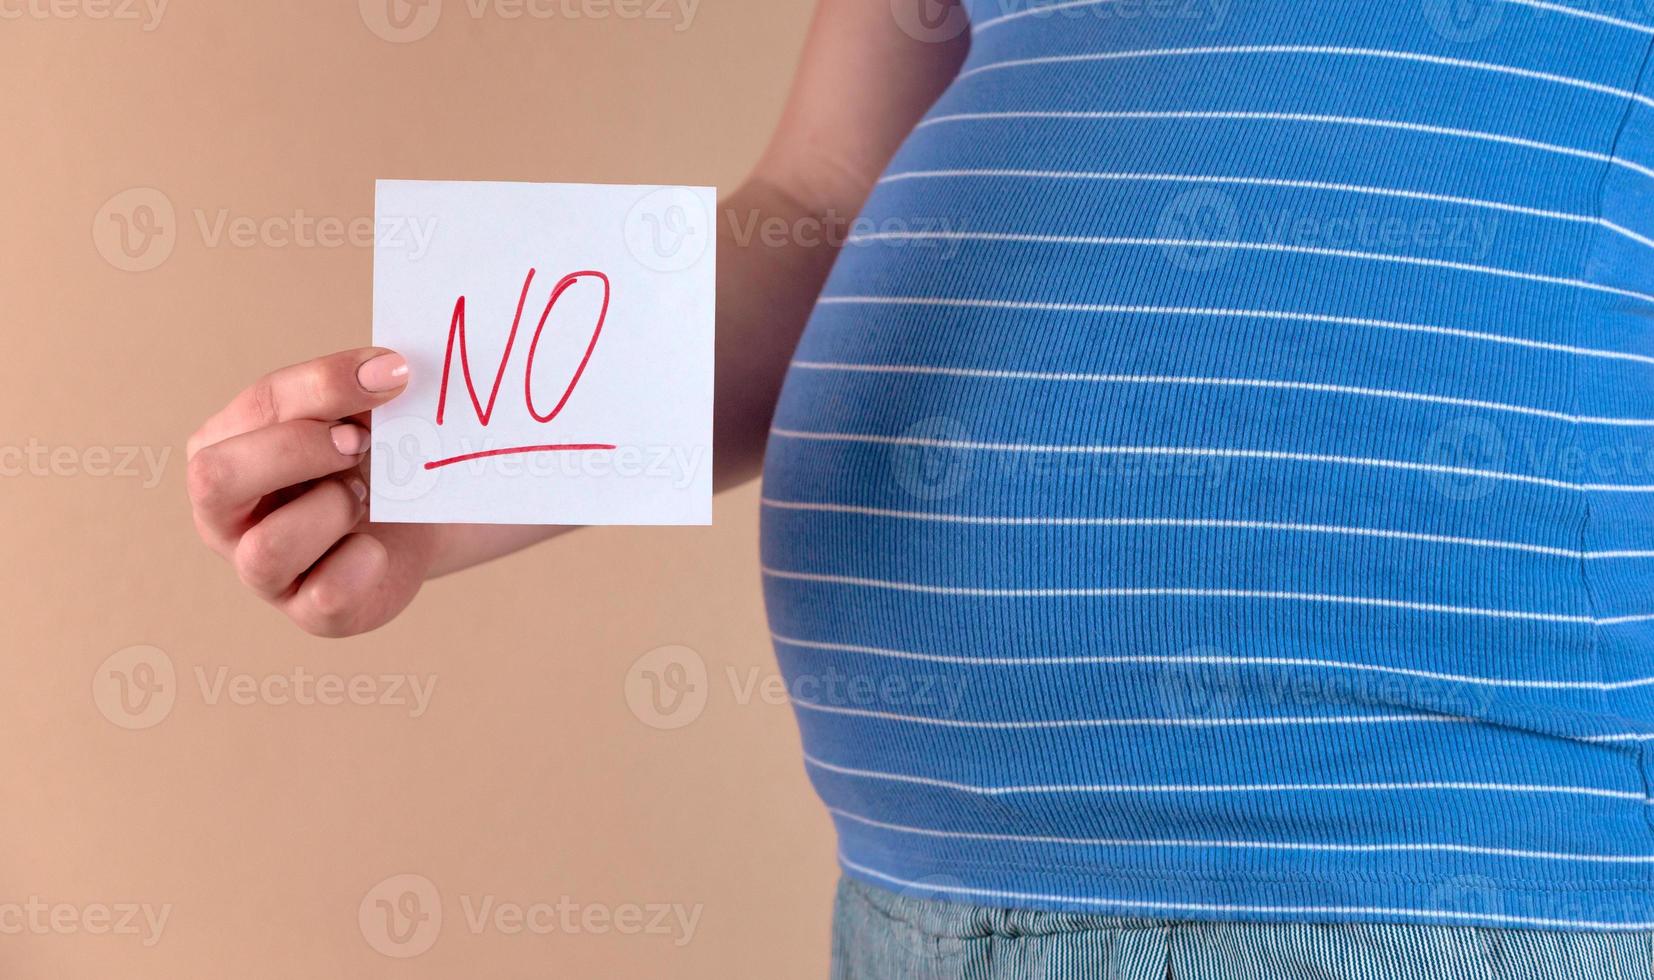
[761,0,1654,930]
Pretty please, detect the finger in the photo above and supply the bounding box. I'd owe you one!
[234,475,369,599]
[287,533,390,638]
[187,348,408,459]
[187,419,370,543]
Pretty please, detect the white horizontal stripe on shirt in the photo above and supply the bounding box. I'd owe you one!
[804,753,1650,800]
[956,46,1654,111]
[760,499,1654,560]
[843,231,1654,306]
[790,697,1471,730]
[799,696,1654,741]
[876,169,1654,250]
[969,0,1654,38]
[787,361,1654,425]
[827,805,1654,863]
[767,428,1654,494]
[769,632,1654,690]
[914,110,1654,183]
[813,295,1654,365]
[763,567,1604,624]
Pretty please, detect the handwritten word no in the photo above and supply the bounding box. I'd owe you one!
[427,268,615,470]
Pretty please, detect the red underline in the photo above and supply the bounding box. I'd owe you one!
[423,444,618,470]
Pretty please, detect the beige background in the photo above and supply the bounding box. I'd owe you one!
[0,1,837,976]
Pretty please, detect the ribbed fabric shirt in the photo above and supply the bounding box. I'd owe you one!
[760,0,1654,930]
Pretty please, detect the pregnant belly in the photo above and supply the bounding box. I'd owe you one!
[756,3,1654,927]
[761,45,1654,736]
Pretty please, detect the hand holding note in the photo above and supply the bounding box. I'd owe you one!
[184,346,436,637]
[184,180,718,636]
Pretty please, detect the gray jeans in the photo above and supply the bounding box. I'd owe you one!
[830,877,1654,979]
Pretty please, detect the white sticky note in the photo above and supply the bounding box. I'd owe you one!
[370,180,716,525]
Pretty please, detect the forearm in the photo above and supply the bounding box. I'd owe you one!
[709,175,846,491]
[424,175,845,578]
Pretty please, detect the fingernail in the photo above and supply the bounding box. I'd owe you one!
[347,476,368,503]
[358,352,409,392]
[331,424,369,456]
